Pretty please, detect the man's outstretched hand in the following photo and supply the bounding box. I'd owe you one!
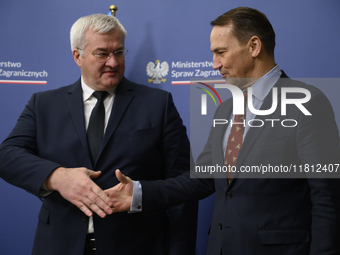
[105,169,134,212]
[45,167,113,218]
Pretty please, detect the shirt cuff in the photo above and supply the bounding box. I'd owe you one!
[129,181,142,213]
[39,181,53,197]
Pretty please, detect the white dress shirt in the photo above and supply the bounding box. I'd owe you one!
[82,78,141,233]
[81,77,115,233]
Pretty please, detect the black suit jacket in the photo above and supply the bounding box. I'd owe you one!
[141,73,340,255]
[0,77,198,255]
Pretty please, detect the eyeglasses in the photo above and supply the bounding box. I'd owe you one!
[77,48,128,62]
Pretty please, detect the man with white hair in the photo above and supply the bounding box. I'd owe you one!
[0,14,198,255]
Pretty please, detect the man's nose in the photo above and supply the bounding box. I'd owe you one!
[105,54,119,67]
[212,55,222,70]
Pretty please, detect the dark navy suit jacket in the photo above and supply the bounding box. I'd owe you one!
[0,77,198,255]
[141,73,340,255]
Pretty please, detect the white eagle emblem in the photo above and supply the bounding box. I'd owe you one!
[146,60,169,84]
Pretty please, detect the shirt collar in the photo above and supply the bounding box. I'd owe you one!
[81,76,116,102]
[250,64,282,102]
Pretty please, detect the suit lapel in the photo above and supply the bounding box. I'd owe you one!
[233,73,291,178]
[65,80,90,157]
[214,98,233,164]
[97,78,134,160]
[214,98,233,187]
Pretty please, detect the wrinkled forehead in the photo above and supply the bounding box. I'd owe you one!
[84,28,125,49]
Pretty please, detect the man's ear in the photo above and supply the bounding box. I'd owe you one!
[248,36,262,58]
[72,48,82,67]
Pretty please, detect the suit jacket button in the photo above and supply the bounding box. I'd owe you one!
[219,223,223,230]
[82,216,87,222]
[226,192,232,198]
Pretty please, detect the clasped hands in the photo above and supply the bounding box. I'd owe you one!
[46,167,134,218]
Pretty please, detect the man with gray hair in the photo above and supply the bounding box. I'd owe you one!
[0,14,198,255]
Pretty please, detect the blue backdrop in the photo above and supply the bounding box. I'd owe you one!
[1,0,339,254]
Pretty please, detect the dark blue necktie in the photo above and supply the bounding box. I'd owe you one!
[87,91,108,164]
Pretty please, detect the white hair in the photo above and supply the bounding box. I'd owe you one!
[70,14,127,55]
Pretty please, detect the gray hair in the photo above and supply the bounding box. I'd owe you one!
[70,14,127,55]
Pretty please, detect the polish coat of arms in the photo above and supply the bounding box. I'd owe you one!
[146,60,169,84]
